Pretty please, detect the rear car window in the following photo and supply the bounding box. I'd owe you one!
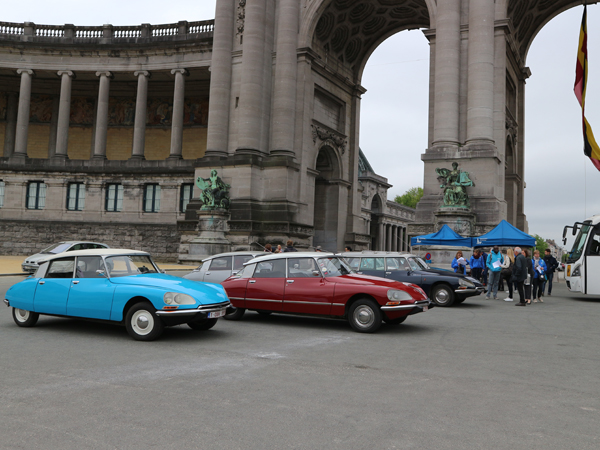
[233,255,254,271]
[209,257,233,271]
[46,258,75,278]
[254,259,286,278]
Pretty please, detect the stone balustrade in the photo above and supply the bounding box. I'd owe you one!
[0,20,214,44]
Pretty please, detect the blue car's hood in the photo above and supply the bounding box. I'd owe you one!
[109,274,229,303]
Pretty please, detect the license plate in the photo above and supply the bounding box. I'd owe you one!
[208,310,226,319]
[423,305,429,312]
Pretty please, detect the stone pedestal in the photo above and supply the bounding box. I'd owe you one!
[434,207,476,237]
[178,209,231,264]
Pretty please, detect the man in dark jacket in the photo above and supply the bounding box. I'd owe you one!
[282,240,298,252]
[512,247,528,306]
[542,249,559,296]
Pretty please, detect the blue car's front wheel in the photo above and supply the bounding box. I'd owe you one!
[125,302,164,341]
[12,308,39,327]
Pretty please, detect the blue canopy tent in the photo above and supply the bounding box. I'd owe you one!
[411,224,473,247]
[472,220,535,248]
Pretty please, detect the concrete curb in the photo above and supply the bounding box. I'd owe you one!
[0,273,28,277]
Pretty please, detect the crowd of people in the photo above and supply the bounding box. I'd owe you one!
[451,246,560,306]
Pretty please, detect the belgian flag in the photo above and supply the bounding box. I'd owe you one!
[575,5,600,171]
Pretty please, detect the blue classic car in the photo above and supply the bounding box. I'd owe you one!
[4,249,231,341]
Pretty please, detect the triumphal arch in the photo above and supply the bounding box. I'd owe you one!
[0,0,587,258]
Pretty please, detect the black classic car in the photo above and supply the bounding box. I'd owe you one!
[341,252,484,307]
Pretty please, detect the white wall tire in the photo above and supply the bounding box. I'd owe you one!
[12,308,39,327]
[125,302,164,341]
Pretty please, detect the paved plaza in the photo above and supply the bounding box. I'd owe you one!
[0,274,598,450]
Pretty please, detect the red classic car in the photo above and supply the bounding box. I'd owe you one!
[221,253,432,333]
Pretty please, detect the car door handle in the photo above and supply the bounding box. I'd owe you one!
[385,272,391,275]
[205,272,211,275]
[286,279,294,283]
[72,280,79,284]
[357,272,363,275]
[39,281,45,285]
[249,280,256,283]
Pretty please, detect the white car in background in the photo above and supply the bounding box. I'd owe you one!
[183,251,264,284]
[22,241,110,273]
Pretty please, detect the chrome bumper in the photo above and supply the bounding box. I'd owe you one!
[455,288,483,295]
[155,301,231,317]
[381,299,431,311]
[3,299,9,307]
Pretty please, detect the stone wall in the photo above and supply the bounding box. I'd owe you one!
[0,220,181,262]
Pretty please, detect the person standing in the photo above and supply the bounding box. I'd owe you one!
[264,243,273,253]
[532,250,547,303]
[469,249,485,283]
[512,247,527,306]
[274,244,282,253]
[523,249,534,304]
[481,249,489,286]
[500,248,515,301]
[485,246,504,299]
[283,240,298,252]
[451,251,469,274]
[542,248,559,296]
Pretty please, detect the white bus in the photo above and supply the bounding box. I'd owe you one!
[563,215,600,294]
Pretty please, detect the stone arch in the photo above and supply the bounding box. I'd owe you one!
[313,145,344,251]
[369,193,384,250]
[306,0,432,80]
[508,0,588,61]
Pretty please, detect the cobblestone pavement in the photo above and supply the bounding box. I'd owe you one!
[0,276,598,450]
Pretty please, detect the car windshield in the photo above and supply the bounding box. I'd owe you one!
[105,255,159,277]
[407,257,422,271]
[415,257,430,269]
[42,243,71,254]
[317,257,354,277]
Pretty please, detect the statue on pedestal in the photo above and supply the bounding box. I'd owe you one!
[196,169,230,210]
[436,162,475,208]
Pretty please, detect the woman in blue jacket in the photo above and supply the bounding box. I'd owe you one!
[531,250,547,303]
[451,251,469,274]
[469,249,485,283]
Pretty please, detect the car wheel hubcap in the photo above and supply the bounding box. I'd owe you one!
[132,310,154,335]
[436,290,449,303]
[354,306,374,328]
[16,309,29,322]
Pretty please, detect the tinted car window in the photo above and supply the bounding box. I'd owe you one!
[76,256,105,278]
[360,257,384,271]
[209,257,232,271]
[233,255,254,271]
[386,257,410,271]
[288,258,318,278]
[254,259,286,278]
[46,258,75,278]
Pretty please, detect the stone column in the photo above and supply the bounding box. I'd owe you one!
[92,71,112,159]
[131,70,150,160]
[392,226,397,252]
[270,0,300,156]
[206,0,236,158]
[378,222,385,251]
[54,70,75,159]
[386,225,392,252]
[47,96,59,158]
[14,69,34,158]
[432,0,460,148]
[466,0,495,146]
[169,68,187,160]
[400,227,405,252]
[3,92,18,157]
[237,0,268,155]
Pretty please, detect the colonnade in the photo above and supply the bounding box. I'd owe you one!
[4,68,190,160]
[368,221,409,253]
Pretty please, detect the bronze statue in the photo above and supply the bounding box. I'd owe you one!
[435,162,475,208]
[196,169,231,210]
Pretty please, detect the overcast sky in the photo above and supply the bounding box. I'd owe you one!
[3,1,600,250]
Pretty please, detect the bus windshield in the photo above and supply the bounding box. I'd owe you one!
[568,224,591,263]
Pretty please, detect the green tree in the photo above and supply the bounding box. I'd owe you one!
[394,187,424,209]
[534,234,548,254]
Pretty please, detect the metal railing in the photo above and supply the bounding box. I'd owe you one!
[0,20,214,43]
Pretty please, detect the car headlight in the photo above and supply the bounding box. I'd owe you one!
[459,278,476,288]
[572,265,581,277]
[164,292,196,305]
[387,289,413,301]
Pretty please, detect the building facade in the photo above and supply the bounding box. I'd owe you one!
[0,1,585,258]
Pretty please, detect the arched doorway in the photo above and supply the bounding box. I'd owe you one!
[313,146,342,252]
[370,194,382,250]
